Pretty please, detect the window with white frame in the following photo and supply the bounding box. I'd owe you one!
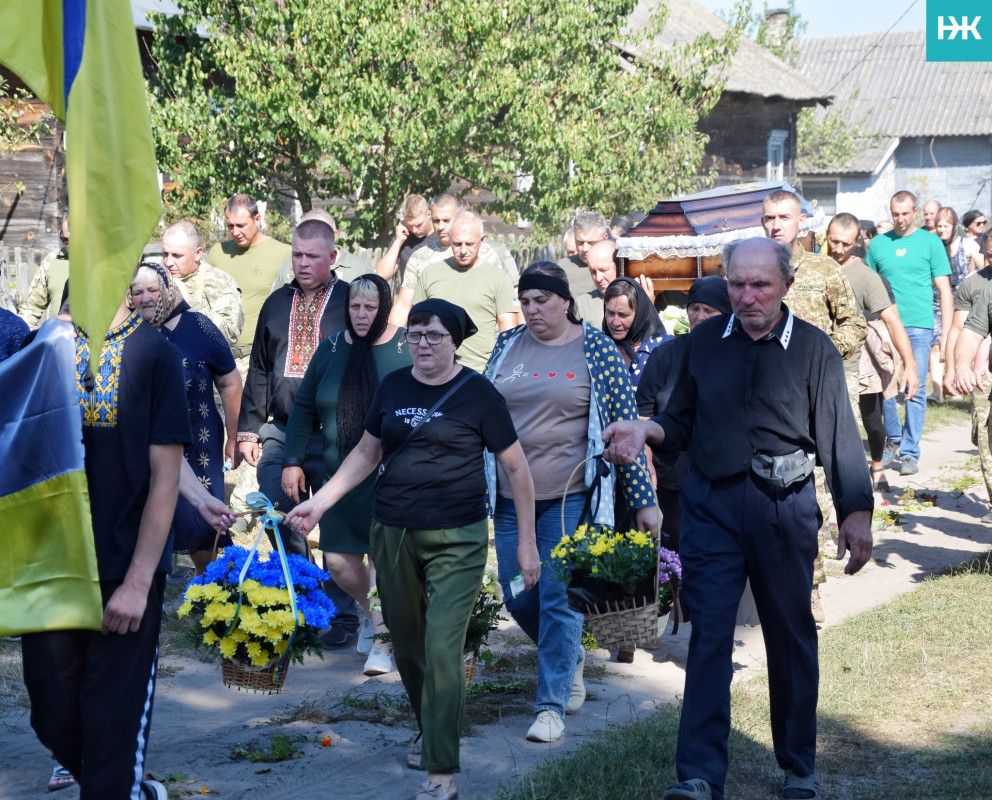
[767,129,788,182]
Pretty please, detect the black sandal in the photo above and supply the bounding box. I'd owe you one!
[871,467,890,493]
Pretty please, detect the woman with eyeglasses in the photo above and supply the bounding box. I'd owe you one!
[483,261,660,744]
[286,298,537,800]
[281,274,410,677]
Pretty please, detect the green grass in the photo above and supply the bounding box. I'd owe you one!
[494,555,992,800]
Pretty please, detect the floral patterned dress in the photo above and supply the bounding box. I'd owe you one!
[161,310,236,553]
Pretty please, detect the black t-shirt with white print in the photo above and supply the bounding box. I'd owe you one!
[364,367,517,529]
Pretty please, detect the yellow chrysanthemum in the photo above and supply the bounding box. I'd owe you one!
[218,636,238,658]
[203,629,219,645]
[177,599,193,618]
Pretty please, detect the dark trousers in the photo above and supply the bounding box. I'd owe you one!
[21,576,166,800]
[258,422,358,631]
[858,392,886,462]
[676,468,820,799]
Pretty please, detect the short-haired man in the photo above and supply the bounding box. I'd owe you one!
[270,208,372,290]
[826,213,918,490]
[866,190,953,475]
[558,211,609,296]
[208,194,291,369]
[374,193,437,288]
[236,218,359,646]
[412,211,517,371]
[562,227,578,257]
[391,194,520,326]
[923,200,941,233]
[945,263,992,523]
[574,239,618,324]
[162,220,245,346]
[762,190,867,619]
[18,214,70,329]
[20,291,192,800]
[602,237,873,800]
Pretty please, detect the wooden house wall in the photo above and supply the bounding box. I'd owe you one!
[697,92,798,186]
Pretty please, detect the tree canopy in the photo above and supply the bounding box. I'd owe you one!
[147,0,743,244]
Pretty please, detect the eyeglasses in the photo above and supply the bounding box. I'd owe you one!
[976,220,987,227]
[405,331,451,346]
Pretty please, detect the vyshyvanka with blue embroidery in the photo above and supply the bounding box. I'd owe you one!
[177,493,336,693]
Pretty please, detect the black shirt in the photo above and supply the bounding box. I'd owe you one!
[76,315,193,580]
[635,334,693,489]
[239,279,348,435]
[655,306,873,521]
[364,367,517,528]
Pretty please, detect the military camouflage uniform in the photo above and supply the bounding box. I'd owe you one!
[179,261,245,347]
[790,245,868,586]
[955,267,992,509]
[17,248,69,329]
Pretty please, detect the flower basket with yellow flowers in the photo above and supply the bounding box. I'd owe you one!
[550,524,681,648]
[178,545,336,693]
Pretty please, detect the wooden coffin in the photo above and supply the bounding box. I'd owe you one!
[618,181,820,292]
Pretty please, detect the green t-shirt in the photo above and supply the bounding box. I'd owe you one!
[208,236,291,348]
[865,229,950,329]
[413,258,517,372]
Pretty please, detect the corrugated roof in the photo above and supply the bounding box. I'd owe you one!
[797,30,992,139]
[131,1,182,31]
[623,0,830,103]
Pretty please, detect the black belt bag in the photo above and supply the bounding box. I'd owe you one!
[750,449,815,489]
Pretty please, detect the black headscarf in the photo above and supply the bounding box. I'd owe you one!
[602,277,666,361]
[409,298,478,347]
[336,274,392,458]
[686,276,732,316]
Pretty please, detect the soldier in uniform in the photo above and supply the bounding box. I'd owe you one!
[18,214,70,330]
[762,190,867,622]
[161,221,245,347]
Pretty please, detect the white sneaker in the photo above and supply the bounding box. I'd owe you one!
[142,779,167,800]
[363,646,394,676]
[356,615,375,655]
[565,648,585,714]
[526,709,564,742]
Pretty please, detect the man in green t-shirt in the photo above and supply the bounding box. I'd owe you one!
[866,190,953,476]
[208,194,291,366]
[413,211,518,372]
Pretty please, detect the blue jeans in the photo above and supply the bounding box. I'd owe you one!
[494,494,585,717]
[882,326,931,462]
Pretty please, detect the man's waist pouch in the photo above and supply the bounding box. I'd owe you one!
[750,450,815,489]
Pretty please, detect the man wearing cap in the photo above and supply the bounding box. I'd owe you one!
[412,211,517,372]
[601,237,873,800]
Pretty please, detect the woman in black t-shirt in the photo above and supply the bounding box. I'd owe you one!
[286,299,538,800]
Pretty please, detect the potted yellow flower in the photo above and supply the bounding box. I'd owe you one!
[550,524,681,648]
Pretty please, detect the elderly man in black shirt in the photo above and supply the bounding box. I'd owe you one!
[603,237,873,800]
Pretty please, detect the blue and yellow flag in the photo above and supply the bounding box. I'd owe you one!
[0,321,103,635]
[0,0,161,345]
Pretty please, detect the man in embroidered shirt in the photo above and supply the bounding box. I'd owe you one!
[601,237,873,800]
[162,220,245,347]
[236,218,359,643]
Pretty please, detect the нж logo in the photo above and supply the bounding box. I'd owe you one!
[937,16,982,39]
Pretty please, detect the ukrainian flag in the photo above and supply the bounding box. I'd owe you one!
[0,321,103,635]
[0,0,161,347]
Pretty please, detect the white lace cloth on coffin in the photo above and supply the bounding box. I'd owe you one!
[617,206,825,261]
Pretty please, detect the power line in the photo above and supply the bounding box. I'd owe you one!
[822,0,921,95]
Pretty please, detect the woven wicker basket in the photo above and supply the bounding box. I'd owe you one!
[463,651,477,686]
[581,595,659,649]
[221,658,289,694]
